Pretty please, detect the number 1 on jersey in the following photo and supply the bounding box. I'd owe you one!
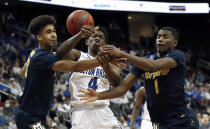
[88,77,98,90]
[154,79,159,94]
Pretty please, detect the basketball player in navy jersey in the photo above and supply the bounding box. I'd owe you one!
[15,15,120,129]
[79,27,199,129]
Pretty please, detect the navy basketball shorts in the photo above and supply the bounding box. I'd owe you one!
[15,109,47,129]
[154,109,199,129]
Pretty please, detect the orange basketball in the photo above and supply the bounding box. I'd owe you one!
[66,10,94,35]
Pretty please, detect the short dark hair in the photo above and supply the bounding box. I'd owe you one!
[98,26,109,43]
[160,27,179,41]
[28,15,56,36]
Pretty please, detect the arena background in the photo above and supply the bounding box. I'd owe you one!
[0,0,209,129]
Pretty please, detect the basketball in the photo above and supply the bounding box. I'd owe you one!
[66,10,94,35]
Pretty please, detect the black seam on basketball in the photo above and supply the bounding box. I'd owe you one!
[85,14,89,26]
[70,11,77,34]
[71,12,77,24]
[78,12,88,30]
[74,11,82,34]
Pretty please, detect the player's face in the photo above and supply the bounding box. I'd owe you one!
[37,24,57,50]
[87,30,106,55]
[156,30,177,56]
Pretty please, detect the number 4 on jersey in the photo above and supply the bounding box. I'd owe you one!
[88,77,98,90]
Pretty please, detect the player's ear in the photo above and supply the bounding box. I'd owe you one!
[173,40,178,47]
[36,35,42,41]
[85,39,89,45]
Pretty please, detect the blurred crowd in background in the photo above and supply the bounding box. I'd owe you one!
[0,10,209,129]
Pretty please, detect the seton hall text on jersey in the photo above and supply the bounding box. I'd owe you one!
[80,68,106,79]
[144,69,169,79]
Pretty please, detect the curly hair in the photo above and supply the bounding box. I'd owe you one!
[28,15,56,35]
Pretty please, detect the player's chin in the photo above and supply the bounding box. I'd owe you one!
[93,44,100,49]
[157,47,166,52]
[50,42,57,47]
[92,46,99,54]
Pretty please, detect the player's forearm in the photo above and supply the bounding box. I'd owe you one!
[56,32,82,58]
[96,84,127,100]
[75,59,101,72]
[130,107,141,128]
[67,59,100,72]
[53,59,101,72]
[95,73,136,100]
[120,51,156,71]
[102,64,120,86]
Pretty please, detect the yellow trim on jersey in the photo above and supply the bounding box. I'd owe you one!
[25,50,35,78]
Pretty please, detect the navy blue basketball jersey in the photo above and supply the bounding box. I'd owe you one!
[19,48,59,117]
[131,49,187,123]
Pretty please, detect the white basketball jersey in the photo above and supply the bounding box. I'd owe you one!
[141,101,151,121]
[69,52,110,107]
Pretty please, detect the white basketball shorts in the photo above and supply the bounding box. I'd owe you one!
[141,119,153,129]
[71,107,122,129]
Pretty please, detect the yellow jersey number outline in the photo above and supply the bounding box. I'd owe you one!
[25,50,35,78]
[154,79,160,95]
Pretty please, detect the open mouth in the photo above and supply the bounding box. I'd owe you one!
[95,43,100,46]
[157,44,165,48]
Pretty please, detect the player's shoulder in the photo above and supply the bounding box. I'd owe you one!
[168,49,186,67]
[80,51,92,59]
[32,48,57,62]
[37,48,55,56]
[33,48,51,56]
[80,51,86,56]
[169,49,185,57]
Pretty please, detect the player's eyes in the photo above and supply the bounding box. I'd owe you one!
[99,35,104,39]
[164,36,168,39]
[47,30,51,33]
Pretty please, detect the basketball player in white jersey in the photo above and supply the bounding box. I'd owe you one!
[130,87,152,129]
[62,27,122,129]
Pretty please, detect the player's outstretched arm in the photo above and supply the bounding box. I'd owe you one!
[52,53,125,73]
[130,87,146,129]
[102,45,177,71]
[52,59,100,72]
[78,73,137,103]
[56,25,95,60]
[104,63,121,86]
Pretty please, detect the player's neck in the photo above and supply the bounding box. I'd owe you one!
[88,51,97,57]
[39,44,53,52]
[157,53,167,58]
[157,48,174,58]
